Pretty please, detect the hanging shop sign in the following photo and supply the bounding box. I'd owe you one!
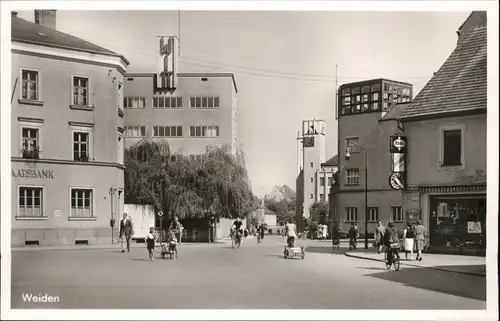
[390,135,407,153]
[389,172,405,190]
[11,169,54,179]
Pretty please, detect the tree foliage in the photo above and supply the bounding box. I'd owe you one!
[265,198,296,225]
[124,139,259,219]
[309,201,329,226]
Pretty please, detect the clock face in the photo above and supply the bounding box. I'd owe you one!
[303,137,315,148]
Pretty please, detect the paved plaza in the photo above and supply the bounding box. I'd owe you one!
[11,236,486,309]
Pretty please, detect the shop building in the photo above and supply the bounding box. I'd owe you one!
[10,11,129,246]
[399,23,487,255]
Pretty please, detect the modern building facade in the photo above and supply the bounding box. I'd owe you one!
[10,11,129,246]
[317,155,338,203]
[399,21,487,255]
[295,119,332,231]
[122,72,238,158]
[330,78,413,235]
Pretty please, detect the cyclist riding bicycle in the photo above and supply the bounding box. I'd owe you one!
[285,220,297,248]
[231,218,244,243]
[384,222,400,265]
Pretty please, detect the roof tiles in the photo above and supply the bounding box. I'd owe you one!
[399,26,486,120]
[11,15,128,63]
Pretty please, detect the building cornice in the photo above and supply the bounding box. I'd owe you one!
[12,41,128,74]
[12,157,125,170]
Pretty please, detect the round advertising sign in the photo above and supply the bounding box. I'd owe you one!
[158,210,164,217]
[389,173,404,190]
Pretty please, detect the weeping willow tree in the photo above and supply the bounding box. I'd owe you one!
[124,139,259,219]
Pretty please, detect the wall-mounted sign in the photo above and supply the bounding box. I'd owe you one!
[390,135,407,153]
[467,221,482,234]
[389,172,405,190]
[11,169,54,179]
[303,137,315,148]
[392,153,406,173]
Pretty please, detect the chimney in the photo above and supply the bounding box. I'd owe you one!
[34,10,56,29]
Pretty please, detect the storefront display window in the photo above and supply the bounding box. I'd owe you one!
[429,195,486,249]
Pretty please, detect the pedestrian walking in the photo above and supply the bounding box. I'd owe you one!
[403,222,415,261]
[192,227,198,242]
[146,226,156,261]
[374,221,385,254]
[414,220,426,261]
[179,223,184,244]
[259,224,265,241]
[322,224,327,241]
[119,213,134,252]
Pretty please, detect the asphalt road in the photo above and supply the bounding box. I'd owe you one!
[11,236,486,309]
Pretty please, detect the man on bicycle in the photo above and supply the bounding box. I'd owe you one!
[285,220,297,248]
[384,222,400,265]
[231,218,244,243]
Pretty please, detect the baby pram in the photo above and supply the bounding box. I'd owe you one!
[283,235,305,259]
[332,229,341,250]
[161,229,178,260]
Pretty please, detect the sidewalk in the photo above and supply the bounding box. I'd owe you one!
[345,251,486,277]
[10,238,232,252]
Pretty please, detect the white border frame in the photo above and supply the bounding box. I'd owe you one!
[2,2,499,321]
[16,184,47,220]
[71,74,91,107]
[18,67,42,102]
[68,186,97,221]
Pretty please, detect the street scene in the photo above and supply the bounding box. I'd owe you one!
[11,237,486,310]
[1,4,497,320]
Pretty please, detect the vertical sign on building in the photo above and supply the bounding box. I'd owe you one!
[158,36,178,90]
[389,135,407,190]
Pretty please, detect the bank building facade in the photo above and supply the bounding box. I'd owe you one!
[11,10,129,246]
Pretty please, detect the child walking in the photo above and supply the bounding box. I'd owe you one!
[146,226,156,261]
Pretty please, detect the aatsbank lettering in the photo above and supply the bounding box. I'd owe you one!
[11,169,54,179]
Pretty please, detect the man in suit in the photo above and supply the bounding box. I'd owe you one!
[119,213,133,252]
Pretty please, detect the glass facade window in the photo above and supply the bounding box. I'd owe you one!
[362,94,369,102]
[371,102,380,110]
[361,85,370,93]
[371,83,381,92]
[342,88,351,96]
[371,92,379,101]
[352,87,360,95]
[362,103,369,112]
[429,196,486,249]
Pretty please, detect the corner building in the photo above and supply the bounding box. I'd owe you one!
[11,11,129,246]
[330,78,413,235]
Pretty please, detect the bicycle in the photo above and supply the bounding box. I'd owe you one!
[384,243,401,271]
[232,231,242,249]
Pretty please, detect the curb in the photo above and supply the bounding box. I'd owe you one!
[344,252,486,277]
[11,240,231,252]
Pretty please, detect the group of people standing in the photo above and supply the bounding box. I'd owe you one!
[374,220,427,261]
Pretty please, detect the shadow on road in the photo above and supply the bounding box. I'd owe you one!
[306,246,377,256]
[363,266,486,301]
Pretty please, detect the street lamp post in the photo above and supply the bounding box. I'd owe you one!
[345,142,369,250]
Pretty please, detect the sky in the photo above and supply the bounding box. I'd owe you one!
[17,9,470,197]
